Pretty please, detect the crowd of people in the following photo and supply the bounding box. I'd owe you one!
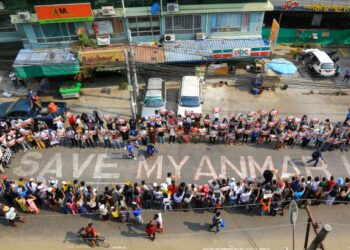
[0,170,349,229]
[1,105,350,170]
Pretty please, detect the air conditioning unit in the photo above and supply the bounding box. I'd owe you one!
[17,11,31,21]
[164,34,175,43]
[101,6,115,15]
[97,34,110,46]
[196,32,206,40]
[167,3,179,12]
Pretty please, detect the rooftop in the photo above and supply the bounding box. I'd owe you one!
[14,49,77,66]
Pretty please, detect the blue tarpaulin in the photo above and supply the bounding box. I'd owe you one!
[267,58,297,75]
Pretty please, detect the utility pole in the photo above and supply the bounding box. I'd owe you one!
[304,205,329,250]
[289,200,298,250]
[127,29,139,97]
[124,50,136,119]
[307,224,332,250]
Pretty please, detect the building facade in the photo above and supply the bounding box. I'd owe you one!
[5,0,273,63]
[264,0,350,44]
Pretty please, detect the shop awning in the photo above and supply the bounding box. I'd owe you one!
[164,37,270,63]
[13,48,80,79]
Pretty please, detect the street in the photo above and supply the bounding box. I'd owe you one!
[1,143,350,249]
[8,144,350,184]
[0,201,349,250]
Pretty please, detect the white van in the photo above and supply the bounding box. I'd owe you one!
[177,76,203,117]
[141,78,166,118]
[304,48,336,77]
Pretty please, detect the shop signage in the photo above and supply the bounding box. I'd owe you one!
[79,49,124,65]
[35,3,94,24]
[233,48,251,57]
[281,0,299,10]
[303,3,350,12]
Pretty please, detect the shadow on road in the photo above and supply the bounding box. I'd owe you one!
[63,231,81,244]
[120,223,146,238]
[183,221,211,232]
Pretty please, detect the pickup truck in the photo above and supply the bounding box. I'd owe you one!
[0,98,67,125]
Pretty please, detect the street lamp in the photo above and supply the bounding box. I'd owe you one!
[289,200,299,250]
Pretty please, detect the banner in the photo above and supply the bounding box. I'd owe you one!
[35,3,93,24]
[79,49,124,64]
[269,19,280,45]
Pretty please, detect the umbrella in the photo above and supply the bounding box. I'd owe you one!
[268,58,297,75]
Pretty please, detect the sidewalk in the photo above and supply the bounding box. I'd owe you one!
[0,71,40,96]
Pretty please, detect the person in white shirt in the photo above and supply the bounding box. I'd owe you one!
[163,193,172,211]
[153,213,164,233]
[239,187,253,205]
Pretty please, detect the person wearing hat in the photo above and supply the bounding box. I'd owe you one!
[3,206,24,226]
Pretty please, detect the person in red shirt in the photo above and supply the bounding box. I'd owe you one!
[327,176,336,191]
[167,180,178,196]
[84,223,98,247]
[145,220,157,241]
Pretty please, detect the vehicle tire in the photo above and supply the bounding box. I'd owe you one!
[97,238,110,248]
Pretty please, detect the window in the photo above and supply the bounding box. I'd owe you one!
[128,16,160,37]
[165,14,201,34]
[95,18,125,35]
[210,13,242,32]
[255,12,264,31]
[32,23,78,43]
[241,13,250,32]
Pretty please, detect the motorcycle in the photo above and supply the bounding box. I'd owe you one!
[77,228,110,248]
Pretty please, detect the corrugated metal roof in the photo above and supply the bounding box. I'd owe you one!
[14,48,77,66]
[80,44,165,64]
[164,38,267,63]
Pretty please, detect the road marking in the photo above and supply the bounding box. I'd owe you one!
[13,151,42,176]
[248,155,274,179]
[136,156,163,179]
[194,156,217,180]
[93,154,120,179]
[167,155,190,178]
[73,154,96,179]
[302,156,331,178]
[38,153,62,178]
[341,155,350,176]
[221,156,248,179]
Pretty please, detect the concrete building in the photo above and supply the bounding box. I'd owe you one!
[264,0,350,45]
[4,0,273,63]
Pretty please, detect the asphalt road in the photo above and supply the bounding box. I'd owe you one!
[6,143,350,185]
[2,144,350,250]
[0,203,349,250]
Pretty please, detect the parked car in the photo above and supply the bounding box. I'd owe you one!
[302,48,336,77]
[141,78,166,118]
[0,98,67,125]
[177,76,203,117]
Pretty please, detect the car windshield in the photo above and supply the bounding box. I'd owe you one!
[180,96,200,107]
[144,97,164,108]
[321,63,335,70]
